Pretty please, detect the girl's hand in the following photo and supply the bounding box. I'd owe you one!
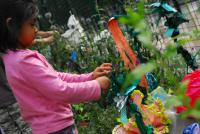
[33,36,54,44]
[96,76,111,92]
[37,30,59,38]
[92,63,112,79]
[42,35,55,43]
[34,31,59,44]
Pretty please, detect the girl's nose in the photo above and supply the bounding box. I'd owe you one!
[34,26,38,34]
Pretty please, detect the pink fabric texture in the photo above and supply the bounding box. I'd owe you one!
[2,49,101,134]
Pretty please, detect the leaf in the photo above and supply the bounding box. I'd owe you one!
[137,0,145,17]
[122,61,157,89]
[189,110,200,119]
[194,98,200,110]
[163,44,177,58]
[165,95,182,109]
[180,110,191,119]
[177,38,192,46]
[177,81,189,95]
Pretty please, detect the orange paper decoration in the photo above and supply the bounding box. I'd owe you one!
[108,18,148,89]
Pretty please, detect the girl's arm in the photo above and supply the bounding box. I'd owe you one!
[57,63,112,83]
[57,72,94,83]
[19,55,101,104]
[37,31,55,38]
[33,36,54,44]
[33,31,59,44]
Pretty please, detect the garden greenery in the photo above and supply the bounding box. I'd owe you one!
[32,0,200,133]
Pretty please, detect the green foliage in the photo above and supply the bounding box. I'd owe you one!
[122,61,157,90]
[34,1,200,133]
[75,103,119,134]
[37,0,71,28]
[31,38,70,72]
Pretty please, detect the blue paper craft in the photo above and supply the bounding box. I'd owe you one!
[150,86,167,102]
[150,2,161,7]
[120,105,128,124]
[70,51,78,62]
[165,28,175,37]
[162,3,177,12]
[183,123,200,134]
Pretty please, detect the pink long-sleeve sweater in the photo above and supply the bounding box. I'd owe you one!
[2,49,101,134]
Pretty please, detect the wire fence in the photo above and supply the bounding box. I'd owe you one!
[148,0,200,50]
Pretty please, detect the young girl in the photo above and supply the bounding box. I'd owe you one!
[0,0,112,134]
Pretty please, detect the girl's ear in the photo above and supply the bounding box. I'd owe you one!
[6,18,12,27]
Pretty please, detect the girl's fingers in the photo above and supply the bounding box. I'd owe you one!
[97,71,109,77]
[44,36,54,43]
[99,67,112,71]
[93,68,111,79]
[100,63,112,67]
[95,67,112,72]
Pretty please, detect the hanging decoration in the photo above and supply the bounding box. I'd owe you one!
[108,16,169,134]
[108,18,149,89]
[149,1,198,71]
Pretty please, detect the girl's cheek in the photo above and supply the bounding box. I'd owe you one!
[18,24,36,46]
[19,34,35,46]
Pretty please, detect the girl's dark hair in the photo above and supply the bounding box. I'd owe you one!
[0,0,39,53]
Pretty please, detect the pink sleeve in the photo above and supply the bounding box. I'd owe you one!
[19,54,101,104]
[57,72,93,83]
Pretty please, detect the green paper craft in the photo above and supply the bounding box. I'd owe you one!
[129,102,154,134]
